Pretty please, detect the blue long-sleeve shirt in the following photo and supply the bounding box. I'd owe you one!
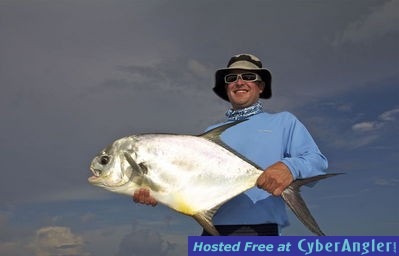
[206,111,328,227]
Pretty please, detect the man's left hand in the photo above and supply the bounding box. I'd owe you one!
[256,162,294,196]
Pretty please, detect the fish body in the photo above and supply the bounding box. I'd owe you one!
[89,121,340,235]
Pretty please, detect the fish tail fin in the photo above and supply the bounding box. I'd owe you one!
[193,206,221,236]
[281,173,343,236]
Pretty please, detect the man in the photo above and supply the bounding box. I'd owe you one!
[133,54,328,236]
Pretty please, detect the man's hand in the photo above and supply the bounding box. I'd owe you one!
[132,188,158,207]
[256,162,294,196]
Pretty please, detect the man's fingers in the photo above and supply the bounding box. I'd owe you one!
[149,198,158,207]
[272,187,284,197]
[256,175,265,188]
[256,171,290,196]
[257,173,275,193]
[256,172,270,188]
[132,188,146,203]
[132,190,140,202]
[139,189,149,204]
[132,188,157,206]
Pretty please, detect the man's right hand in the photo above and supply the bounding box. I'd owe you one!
[132,188,158,207]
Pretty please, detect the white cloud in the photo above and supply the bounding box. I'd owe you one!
[352,107,398,133]
[333,0,399,45]
[31,226,90,256]
[379,107,399,121]
[0,224,90,256]
[352,121,382,132]
[311,104,398,150]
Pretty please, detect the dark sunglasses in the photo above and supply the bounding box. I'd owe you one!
[224,73,261,83]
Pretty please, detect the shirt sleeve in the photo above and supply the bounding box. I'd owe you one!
[280,113,328,179]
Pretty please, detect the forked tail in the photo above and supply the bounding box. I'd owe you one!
[281,173,343,236]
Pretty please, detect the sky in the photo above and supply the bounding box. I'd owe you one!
[0,0,398,255]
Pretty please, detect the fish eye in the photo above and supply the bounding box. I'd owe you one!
[99,155,110,165]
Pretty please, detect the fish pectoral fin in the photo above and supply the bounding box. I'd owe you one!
[138,163,148,175]
[123,151,160,191]
[123,151,147,176]
[193,205,221,236]
[282,173,343,236]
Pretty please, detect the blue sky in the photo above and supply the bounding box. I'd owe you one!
[0,0,398,255]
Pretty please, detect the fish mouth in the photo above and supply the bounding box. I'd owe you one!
[90,168,102,177]
[88,167,102,183]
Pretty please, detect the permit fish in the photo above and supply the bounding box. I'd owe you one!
[88,121,340,236]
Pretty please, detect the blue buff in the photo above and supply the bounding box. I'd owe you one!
[206,110,328,227]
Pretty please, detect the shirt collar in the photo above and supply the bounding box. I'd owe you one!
[225,101,263,121]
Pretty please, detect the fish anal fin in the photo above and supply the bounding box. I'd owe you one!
[193,205,222,236]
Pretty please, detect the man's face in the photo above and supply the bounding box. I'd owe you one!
[225,70,265,110]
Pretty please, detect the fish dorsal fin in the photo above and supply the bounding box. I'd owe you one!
[199,119,247,143]
[193,204,222,236]
[281,173,343,236]
[199,120,263,170]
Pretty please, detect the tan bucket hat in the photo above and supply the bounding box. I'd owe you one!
[213,53,272,101]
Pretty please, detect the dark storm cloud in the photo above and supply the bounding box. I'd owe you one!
[0,0,398,255]
[0,0,396,207]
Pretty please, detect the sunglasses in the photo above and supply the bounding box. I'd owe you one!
[224,73,261,83]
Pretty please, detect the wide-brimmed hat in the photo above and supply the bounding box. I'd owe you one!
[213,53,272,101]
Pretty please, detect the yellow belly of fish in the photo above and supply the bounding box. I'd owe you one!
[172,193,196,216]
